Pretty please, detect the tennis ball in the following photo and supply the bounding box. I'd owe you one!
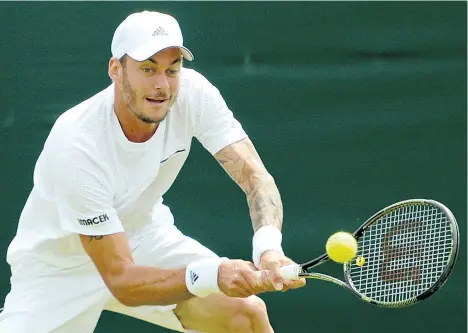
[326,231,358,263]
[356,256,366,267]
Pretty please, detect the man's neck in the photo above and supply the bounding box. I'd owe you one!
[114,102,158,143]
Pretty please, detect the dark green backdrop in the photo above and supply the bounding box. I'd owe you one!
[1,2,466,333]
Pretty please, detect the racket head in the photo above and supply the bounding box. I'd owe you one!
[344,199,459,308]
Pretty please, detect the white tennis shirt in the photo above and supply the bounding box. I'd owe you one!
[6,68,247,268]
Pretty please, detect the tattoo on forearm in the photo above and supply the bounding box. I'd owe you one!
[88,235,104,242]
[246,175,283,231]
[215,139,283,232]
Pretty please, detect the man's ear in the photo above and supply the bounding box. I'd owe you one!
[108,57,121,82]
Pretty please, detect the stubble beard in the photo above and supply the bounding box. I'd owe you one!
[121,70,173,125]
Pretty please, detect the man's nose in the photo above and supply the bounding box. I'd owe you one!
[152,72,169,91]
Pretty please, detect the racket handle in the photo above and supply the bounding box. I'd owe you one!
[280,264,301,280]
[253,264,301,280]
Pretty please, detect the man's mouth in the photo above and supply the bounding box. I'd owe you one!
[146,97,169,104]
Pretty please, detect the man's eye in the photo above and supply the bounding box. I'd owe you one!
[142,67,154,73]
[168,69,179,75]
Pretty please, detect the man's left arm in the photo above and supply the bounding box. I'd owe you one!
[214,137,282,232]
[214,137,305,291]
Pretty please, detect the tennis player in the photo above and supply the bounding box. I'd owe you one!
[0,10,305,333]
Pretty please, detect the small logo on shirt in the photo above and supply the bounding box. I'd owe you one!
[160,149,187,164]
[152,27,168,36]
[78,213,109,226]
[189,271,199,285]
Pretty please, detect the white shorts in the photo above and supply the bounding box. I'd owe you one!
[0,224,218,333]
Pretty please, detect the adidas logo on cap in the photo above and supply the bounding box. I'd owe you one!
[152,27,168,36]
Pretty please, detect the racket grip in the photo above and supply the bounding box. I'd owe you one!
[280,264,301,280]
[253,264,301,280]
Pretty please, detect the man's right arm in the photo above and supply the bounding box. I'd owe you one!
[54,150,272,306]
[80,232,271,307]
[79,232,190,306]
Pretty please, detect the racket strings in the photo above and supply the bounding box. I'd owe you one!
[348,204,453,304]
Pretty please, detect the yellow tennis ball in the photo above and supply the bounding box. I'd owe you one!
[356,256,366,267]
[326,231,358,263]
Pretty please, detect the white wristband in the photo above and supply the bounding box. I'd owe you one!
[185,258,223,298]
[252,225,284,268]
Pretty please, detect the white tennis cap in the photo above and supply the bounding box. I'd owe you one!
[111,10,194,61]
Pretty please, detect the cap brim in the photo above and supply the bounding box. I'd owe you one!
[128,41,194,62]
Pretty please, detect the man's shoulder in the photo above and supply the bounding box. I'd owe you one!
[55,84,113,128]
[180,67,206,83]
[180,68,218,93]
[177,68,223,109]
[45,85,114,158]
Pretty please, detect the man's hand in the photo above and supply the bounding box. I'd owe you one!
[258,251,306,292]
[217,259,270,298]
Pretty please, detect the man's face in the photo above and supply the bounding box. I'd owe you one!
[119,47,182,124]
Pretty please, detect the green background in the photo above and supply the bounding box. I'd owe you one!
[0,2,466,333]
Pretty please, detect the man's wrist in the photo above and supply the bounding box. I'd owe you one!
[185,257,225,297]
[252,225,284,268]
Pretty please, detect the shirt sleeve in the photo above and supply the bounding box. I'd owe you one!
[193,75,248,155]
[52,150,124,236]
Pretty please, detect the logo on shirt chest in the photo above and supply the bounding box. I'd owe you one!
[160,148,186,164]
[78,213,109,226]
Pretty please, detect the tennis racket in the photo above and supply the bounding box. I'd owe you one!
[257,199,460,308]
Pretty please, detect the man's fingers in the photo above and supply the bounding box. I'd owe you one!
[219,260,272,297]
[287,278,306,289]
[258,253,306,292]
[295,278,307,288]
[253,270,265,288]
[225,287,252,298]
[281,278,306,292]
[247,269,278,293]
[266,261,284,291]
[243,270,263,293]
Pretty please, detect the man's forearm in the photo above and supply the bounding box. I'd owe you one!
[108,265,192,307]
[214,138,283,232]
[82,234,223,307]
[246,172,283,232]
